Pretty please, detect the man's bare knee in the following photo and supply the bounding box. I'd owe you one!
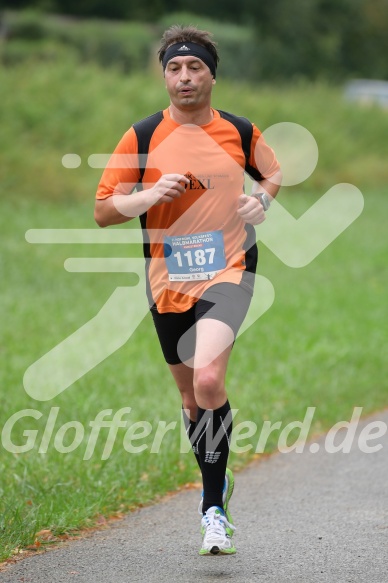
[194,367,226,409]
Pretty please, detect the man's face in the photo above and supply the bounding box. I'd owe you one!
[164,55,215,110]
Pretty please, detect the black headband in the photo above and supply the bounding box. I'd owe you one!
[162,42,217,78]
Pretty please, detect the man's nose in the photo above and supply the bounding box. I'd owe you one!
[179,66,190,82]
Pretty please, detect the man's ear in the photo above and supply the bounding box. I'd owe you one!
[212,78,216,85]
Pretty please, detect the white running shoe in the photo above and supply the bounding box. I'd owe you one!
[199,506,236,556]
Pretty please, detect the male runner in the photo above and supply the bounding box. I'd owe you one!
[95,25,281,555]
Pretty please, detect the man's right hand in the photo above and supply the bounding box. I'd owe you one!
[149,174,190,206]
[95,173,190,227]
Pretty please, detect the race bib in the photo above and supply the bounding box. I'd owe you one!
[164,230,226,281]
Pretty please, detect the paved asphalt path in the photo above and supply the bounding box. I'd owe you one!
[1,411,387,583]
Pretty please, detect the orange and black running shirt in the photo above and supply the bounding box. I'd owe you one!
[96,108,280,314]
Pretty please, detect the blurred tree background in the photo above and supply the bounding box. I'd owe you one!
[1,0,387,81]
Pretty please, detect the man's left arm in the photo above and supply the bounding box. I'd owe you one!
[237,124,282,225]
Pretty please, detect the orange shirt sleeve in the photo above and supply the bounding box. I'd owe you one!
[95,127,141,200]
[249,123,280,180]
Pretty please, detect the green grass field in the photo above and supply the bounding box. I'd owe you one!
[1,59,387,561]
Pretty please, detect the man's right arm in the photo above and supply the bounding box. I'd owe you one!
[94,174,190,228]
[94,126,190,227]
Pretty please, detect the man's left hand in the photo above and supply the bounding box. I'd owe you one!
[237,194,266,225]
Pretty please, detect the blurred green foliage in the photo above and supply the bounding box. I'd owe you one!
[1,1,388,81]
[1,11,155,72]
[1,58,387,206]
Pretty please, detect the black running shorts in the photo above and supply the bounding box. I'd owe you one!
[150,282,253,365]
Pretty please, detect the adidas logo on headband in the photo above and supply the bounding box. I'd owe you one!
[178,45,190,51]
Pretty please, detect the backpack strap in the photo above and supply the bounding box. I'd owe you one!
[217,109,264,182]
[133,111,164,185]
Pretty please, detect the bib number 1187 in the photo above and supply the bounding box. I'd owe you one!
[163,230,226,281]
[173,248,215,268]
